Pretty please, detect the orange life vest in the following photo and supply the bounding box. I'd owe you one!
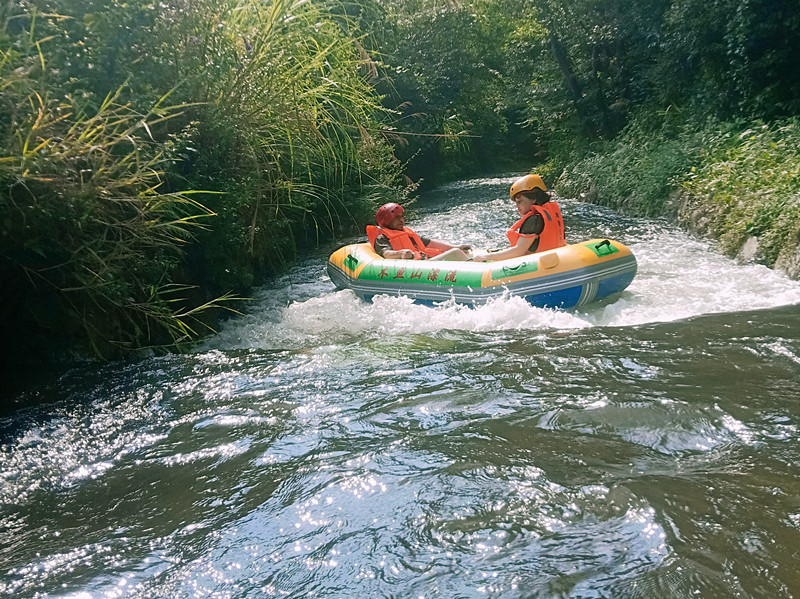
[506,202,566,253]
[366,225,442,259]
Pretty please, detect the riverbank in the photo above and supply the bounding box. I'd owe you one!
[0,1,408,367]
[554,117,800,281]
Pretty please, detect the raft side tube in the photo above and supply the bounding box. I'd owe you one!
[327,239,637,309]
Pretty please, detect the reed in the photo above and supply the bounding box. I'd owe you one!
[0,18,224,357]
[73,0,408,289]
[191,0,402,258]
[1,0,406,361]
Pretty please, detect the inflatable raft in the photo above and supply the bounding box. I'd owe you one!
[327,238,637,309]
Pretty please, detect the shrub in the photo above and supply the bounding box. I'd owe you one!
[0,76,217,357]
[683,119,800,263]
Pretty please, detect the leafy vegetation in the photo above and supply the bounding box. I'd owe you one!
[1,0,405,363]
[368,0,517,183]
[680,120,800,264]
[556,112,707,216]
[0,78,217,358]
[558,114,800,271]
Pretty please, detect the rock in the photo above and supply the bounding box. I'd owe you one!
[677,189,726,238]
[774,233,800,280]
[737,235,764,264]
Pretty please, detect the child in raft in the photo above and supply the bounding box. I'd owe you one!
[367,202,472,261]
[472,174,566,262]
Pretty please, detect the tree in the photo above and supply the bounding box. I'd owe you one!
[374,0,513,181]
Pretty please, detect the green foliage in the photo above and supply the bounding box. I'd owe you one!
[657,0,800,119]
[0,63,219,357]
[556,109,709,215]
[374,0,514,182]
[498,0,800,166]
[497,0,672,153]
[556,111,800,270]
[682,120,800,263]
[1,0,407,363]
[171,0,405,290]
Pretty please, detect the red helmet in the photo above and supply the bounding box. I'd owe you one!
[376,202,404,227]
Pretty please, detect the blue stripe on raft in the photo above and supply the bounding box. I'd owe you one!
[524,285,584,308]
[597,270,637,299]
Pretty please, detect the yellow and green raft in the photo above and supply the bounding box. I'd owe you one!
[327,239,637,308]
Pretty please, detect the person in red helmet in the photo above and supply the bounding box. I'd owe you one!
[473,174,566,262]
[367,203,471,261]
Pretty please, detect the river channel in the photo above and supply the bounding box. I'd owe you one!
[2,176,800,598]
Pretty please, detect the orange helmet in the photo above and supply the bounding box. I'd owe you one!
[510,174,547,198]
[376,202,404,227]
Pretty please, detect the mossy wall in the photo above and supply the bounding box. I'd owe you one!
[556,118,800,280]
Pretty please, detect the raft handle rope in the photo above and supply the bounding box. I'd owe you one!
[501,263,527,272]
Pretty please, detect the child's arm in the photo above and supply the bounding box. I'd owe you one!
[473,235,537,262]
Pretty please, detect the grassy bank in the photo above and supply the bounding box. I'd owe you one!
[555,115,800,280]
[0,0,407,366]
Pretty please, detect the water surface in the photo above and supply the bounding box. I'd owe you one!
[2,176,800,598]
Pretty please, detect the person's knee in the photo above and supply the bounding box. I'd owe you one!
[431,248,469,261]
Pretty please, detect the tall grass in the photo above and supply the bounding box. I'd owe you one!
[133,0,406,290]
[1,0,407,363]
[0,46,221,356]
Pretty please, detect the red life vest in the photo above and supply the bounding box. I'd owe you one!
[366,225,442,259]
[506,202,566,253]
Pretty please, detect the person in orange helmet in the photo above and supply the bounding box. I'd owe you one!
[473,174,566,262]
[366,203,471,261]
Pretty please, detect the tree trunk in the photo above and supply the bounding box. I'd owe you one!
[548,32,594,136]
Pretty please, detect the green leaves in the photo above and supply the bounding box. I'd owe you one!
[1,0,406,361]
[682,119,800,263]
[0,73,218,355]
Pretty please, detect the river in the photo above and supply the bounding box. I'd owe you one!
[2,176,800,598]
